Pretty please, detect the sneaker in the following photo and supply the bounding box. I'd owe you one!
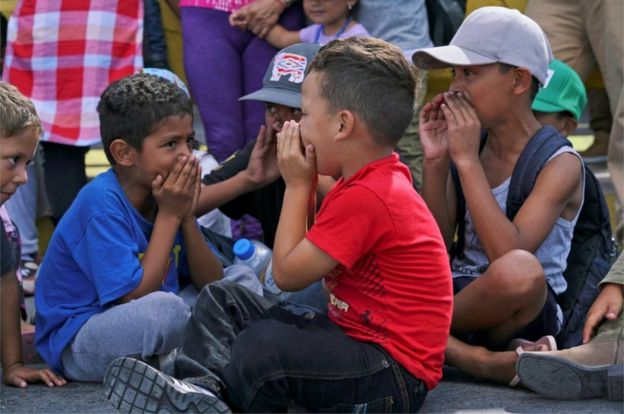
[507,335,557,353]
[516,353,623,400]
[103,357,231,413]
[507,335,557,387]
[20,260,39,296]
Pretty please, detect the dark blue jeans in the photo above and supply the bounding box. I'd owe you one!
[173,281,428,412]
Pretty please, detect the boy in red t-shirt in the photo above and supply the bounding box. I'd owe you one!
[104,37,452,414]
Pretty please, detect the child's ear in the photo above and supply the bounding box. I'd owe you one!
[560,116,578,137]
[109,139,137,166]
[512,68,533,96]
[335,110,355,142]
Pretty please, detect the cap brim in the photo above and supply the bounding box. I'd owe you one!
[239,87,300,109]
[531,98,572,118]
[412,45,497,69]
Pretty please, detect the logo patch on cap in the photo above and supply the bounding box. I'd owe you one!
[271,53,307,84]
[543,68,554,89]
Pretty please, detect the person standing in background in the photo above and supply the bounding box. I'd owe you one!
[230,0,434,189]
[524,0,624,245]
[2,0,144,225]
[167,0,304,162]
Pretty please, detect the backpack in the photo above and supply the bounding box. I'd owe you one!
[451,125,618,349]
[200,226,236,267]
[426,0,466,46]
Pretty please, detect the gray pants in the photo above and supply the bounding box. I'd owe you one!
[61,291,190,382]
[61,265,262,382]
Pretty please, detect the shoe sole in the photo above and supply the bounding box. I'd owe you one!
[516,353,610,400]
[103,357,231,413]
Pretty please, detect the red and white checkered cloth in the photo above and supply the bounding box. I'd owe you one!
[179,0,254,13]
[2,0,144,146]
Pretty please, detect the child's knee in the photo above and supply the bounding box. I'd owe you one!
[488,250,544,294]
[227,321,289,378]
[141,291,191,335]
[224,322,290,408]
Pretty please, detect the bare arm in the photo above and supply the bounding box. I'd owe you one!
[121,156,197,302]
[265,24,301,49]
[273,121,338,291]
[195,125,280,216]
[181,166,223,289]
[420,94,457,248]
[1,273,66,388]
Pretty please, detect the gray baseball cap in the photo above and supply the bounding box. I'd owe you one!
[412,7,552,85]
[240,43,321,108]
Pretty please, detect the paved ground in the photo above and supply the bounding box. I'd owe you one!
[1,366,621,413]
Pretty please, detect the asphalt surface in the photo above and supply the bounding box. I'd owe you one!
[1,365,622,413]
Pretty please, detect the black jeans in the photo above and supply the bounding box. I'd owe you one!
[40,142,88,224]
[174,281,428,412]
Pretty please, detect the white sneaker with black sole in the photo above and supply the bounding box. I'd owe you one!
[103,357,231,413]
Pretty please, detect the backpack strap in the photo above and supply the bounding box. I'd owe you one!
[506,125,572,220]
[450,162,464,259]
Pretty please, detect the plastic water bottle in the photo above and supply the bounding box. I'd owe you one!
[233,239,272,281]
[263,260,289,299]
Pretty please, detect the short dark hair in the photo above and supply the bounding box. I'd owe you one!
[97,73,192,165]
[0,81,41,139]
[308,37,416,147]
[498,63,539,101]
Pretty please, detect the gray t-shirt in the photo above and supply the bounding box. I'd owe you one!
[356,0,433,57]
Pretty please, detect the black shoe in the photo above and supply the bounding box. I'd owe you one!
[517,353,623,400]
[104,357,231,413]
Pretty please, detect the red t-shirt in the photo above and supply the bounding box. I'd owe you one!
[307,154,453,390]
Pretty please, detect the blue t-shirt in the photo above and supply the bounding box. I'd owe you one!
[35,169,189,372]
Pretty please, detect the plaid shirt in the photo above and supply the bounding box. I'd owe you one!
[179,0,254,12]
[2,0,143,146]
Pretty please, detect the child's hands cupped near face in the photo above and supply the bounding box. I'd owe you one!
[440,91,482,165]
[152,155,199,220]
[419,93,450,162]
[276,121,316,189]
[246,124,280,187]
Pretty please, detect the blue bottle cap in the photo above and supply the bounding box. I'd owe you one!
[233,239,255,260]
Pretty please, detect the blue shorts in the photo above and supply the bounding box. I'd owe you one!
[453,276,561,350]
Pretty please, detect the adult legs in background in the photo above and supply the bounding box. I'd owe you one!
[5,160,39,262]
[396,75,426,190]
[181,6,303,162]
[525,0,623,243]
[6,150,49,294]
[40,142,88,225]
[582,88,612,159]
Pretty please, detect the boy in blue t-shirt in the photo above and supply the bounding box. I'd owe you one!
[35,73,226,382]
